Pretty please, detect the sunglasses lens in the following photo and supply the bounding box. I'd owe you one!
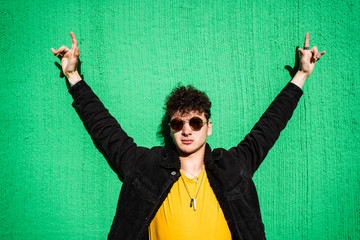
[170,118,183,131]
[189,117,204,131]
[170,117,206,131]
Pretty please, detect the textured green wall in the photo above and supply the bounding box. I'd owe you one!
[1,0,359,239]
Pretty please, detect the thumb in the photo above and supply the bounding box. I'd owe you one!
[297,47,305,56]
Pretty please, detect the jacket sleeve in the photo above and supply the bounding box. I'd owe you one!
[228,82,303,176]
[69,80,148,181]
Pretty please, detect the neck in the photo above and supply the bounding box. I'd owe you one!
[178,145,206,177]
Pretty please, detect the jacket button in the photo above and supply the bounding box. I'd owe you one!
[171,171,176,176]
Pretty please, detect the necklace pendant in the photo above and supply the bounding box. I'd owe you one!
[193,198,197,211]
[190,198,194,208]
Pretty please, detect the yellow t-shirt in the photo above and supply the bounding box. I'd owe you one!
[149,167,231,240]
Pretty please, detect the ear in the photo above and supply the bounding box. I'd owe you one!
[207,121,212,136]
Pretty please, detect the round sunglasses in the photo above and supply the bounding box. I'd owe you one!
[169,117,208,131]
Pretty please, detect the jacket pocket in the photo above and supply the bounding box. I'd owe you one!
[132,174,158,205]
[226,171,251,200]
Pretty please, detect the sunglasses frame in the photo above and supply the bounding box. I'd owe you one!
[169,117,208,132]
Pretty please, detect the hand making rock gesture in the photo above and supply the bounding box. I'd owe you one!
[297,33,326,77]
[51,32,82,86]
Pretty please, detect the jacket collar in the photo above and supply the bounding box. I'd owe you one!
[204,143,223,167]
[160,147,181,169]
[160,143,222,169]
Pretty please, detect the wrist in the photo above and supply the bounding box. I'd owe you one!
[67,72,82,86]
[290,71,309,89]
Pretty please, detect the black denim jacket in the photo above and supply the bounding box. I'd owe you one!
[69,81,303,240]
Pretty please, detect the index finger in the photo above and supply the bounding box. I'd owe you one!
[70,32,78,48]
[304,32,309,49]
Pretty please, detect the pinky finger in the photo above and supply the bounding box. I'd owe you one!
[320,51,326,56]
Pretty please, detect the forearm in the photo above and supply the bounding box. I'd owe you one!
[230,82,303,175]
[290,71,309,89]
[69,81,141,179]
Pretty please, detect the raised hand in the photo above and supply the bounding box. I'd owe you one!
[290,33,325,89]
[51,32,81,86]
[297,33,326,77]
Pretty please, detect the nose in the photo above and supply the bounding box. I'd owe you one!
[181,122,192,136]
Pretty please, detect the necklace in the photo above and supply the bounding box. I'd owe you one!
[180,168,205,211]
[181,167,201,183]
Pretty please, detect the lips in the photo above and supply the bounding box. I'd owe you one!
[181,139,193,144]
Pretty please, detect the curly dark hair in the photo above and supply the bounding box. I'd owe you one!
[165,85,211,120]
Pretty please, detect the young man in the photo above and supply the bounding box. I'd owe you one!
[51,32,324,240]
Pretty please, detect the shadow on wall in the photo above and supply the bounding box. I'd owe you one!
[285,46,301,78]
[157,114,176,151]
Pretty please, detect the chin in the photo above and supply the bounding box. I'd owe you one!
[178,147,195,155]
[177,143,205,156]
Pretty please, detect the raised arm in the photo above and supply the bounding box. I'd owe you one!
[51,33,147,180]
[229,33,325,176]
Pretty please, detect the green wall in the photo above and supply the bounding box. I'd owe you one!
[1,0,359,239]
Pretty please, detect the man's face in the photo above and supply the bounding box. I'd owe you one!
[169,111,212,157]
